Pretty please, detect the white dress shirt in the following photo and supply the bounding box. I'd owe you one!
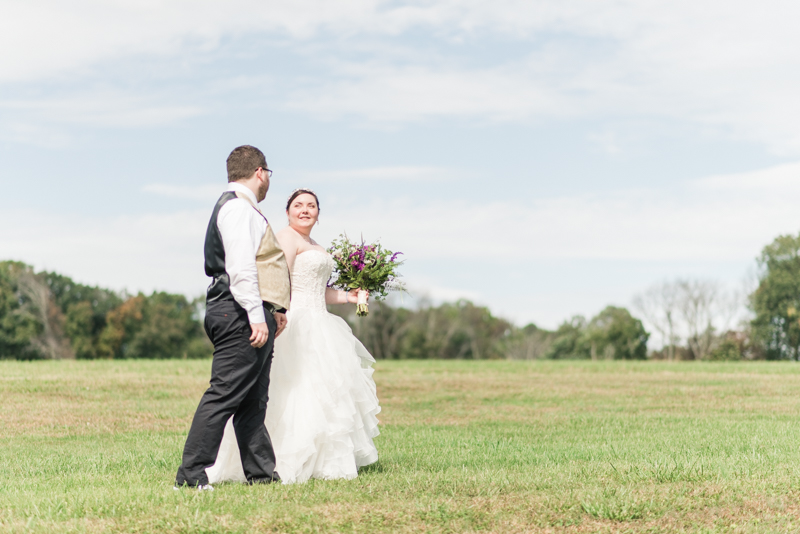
[217,182,268,324]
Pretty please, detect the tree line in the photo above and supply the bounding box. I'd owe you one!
[0,257,650,361]
[0,261,210,360]
[334,231,800,361]
[628,231,800,361]
[2,230,800,360]
[331,301,649,360]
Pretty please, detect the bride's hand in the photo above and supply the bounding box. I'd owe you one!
[346,289,368,304]
[274,312,287,338]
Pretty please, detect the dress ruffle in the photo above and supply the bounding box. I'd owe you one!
[265,308,380,483]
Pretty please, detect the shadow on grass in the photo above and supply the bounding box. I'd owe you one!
[360,461,388,474]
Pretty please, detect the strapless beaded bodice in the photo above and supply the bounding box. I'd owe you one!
[290,250,335,312]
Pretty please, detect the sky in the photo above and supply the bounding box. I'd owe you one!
[1,0,799,329]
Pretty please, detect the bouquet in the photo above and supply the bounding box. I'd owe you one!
[328,234,405,317]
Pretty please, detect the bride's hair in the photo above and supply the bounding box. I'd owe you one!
[286,188,320,211]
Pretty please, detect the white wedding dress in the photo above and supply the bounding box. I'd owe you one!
[206,249,381,484]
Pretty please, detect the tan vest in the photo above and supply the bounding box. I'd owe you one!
[235,193,291,310]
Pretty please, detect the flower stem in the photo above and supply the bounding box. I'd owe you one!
[356,290,369,317]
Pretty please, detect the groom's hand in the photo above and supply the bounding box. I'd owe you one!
[274,312,287,338]
[249,322,269,348]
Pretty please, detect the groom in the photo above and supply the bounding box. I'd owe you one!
[175,145,291,488]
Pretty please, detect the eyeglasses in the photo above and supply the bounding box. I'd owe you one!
[258,167,273,178]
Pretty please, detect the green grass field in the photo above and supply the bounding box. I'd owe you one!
[3,360,800,533]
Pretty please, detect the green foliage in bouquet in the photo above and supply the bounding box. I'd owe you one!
[328,234,405,316]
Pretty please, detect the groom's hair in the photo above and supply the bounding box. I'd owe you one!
[227,145,268,182]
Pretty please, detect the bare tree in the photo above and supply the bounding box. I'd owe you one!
[676,279,719,360]
[634,278,747,360]
[633,281,680,360]
[17,270,73,359]
[505,328,555,360]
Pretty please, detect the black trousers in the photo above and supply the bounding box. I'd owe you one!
[175,300,279,486]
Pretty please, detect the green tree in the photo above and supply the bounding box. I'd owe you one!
[501,323,556,360]
[0,262,42,359]
[707,332,746,361]
[98,295,145,359]
[543,316,587,359]
[332,301,414,360]
[0,262,212,360]
[113,292,210,359]
[401,300,511,359]
[581,306,649,360]
[750,233,800,360]
[46,271,123,359]
[65,301,100,359]
[334,299,512,360]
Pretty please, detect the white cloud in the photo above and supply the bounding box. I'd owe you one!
[143,184,223,202]
[695,161,800,192]
[2,0,800,150]
[3,161,796,326]
[296,166,451,182]
[285,63,568,122]
[403,277,481,305]
[0,93,205,129]
[589,130,624,155]
[0,0,414,83]
[312,161,800,264]
[307,1,800,153]
[142,166,448,204]
[7,161,798,297]
[0,208,210,296]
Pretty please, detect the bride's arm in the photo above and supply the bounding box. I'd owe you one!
[326,288,350,305]
[276,228,299,273]
[325,288,362,305]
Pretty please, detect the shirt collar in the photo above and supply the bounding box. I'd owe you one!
[227,182,259,207]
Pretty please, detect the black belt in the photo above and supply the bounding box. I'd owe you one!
[263,302,286,315]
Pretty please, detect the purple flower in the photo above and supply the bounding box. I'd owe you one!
[390,252,403,262]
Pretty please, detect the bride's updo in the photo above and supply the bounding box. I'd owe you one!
[286,188,320,211]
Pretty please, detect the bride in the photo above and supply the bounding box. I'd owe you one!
[207,188,380,484]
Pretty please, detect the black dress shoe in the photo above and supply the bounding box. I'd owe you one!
[248,473,281,484]
[173,483,214,491]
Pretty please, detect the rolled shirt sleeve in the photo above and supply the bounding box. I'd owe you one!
[216,198,267,324]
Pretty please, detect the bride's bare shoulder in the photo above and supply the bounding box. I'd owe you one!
[276,226,301,241]
[276,226,299,249]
